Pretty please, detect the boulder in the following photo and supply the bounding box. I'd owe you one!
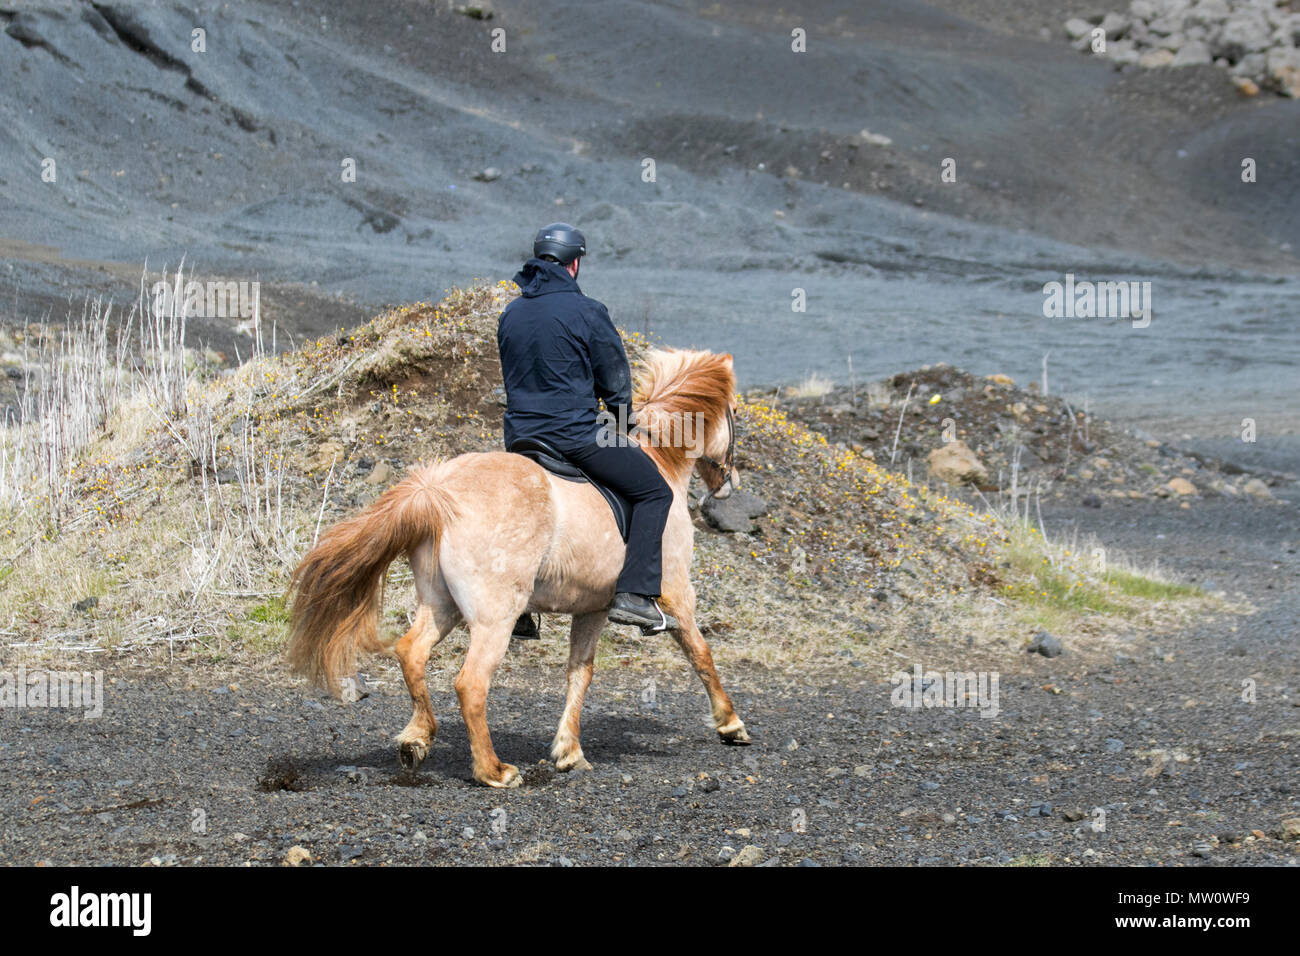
[1065,17,1093,40]
[1185,0,1230,31]
[315,440,344,472]
[1100,11,1129,39]
[1267,46,1300,96]
[728,845,764,867]
[1140,47,1177,67]
[1213,11,1272,62]
[1171,39,1212,66]
[926,441,988,486]
[701,488,767,533]
[1166,477,1197,496]
[1242,477,1273,499]
[1027,631,1064,658]
[284,846,313,867]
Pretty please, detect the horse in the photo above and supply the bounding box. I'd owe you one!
[286,348,751,788]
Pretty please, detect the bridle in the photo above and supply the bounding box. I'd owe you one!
[697,404,737,500]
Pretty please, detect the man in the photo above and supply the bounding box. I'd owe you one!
[497,223,676,634]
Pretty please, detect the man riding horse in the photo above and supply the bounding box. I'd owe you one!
[497,223,676,634]
[287,225,750,787]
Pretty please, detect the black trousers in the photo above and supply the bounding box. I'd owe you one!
[561,441,672,597]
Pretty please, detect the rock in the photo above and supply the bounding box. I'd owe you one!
[1108,39,1142,64]
[1100,11,1129,39]
[1027,631,1064,658]
[1243,478,1273,499]
[1166,477,1197,496]
[1267,47,1300,96]
[1186,0,1230,31]
[858,129,892,147]
[1082,494,1102,509]
[1065,18,1092,40]
[728,845,764,867]
[1104,738,1125,753]
[284,845,313,867]
[926,440,988,486]
[1279,818,1300,841]
[717,845,737,862]
[985,373,1015,386]
[453,3,494,20]
[1140,48,1176,67]
[1230,52,1267,78]
[315,440,344,471]
[790,545,807,573]
[701,488,767,533]
[365,460,392,485]
[472,166,502,182]
[1214,11,1272,62]
[339,673,370,703]
[1170,39,1211,66]
[1232,75,1260,95]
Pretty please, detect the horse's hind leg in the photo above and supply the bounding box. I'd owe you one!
[393,593,459,771]
[455,618,521,788]
[666,586,751,745]
[551,611,605,772]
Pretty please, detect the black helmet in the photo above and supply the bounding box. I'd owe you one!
[533,222,586,264]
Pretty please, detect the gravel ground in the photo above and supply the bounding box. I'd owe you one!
[1,491,1295,867]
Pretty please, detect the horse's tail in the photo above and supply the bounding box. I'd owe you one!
[287,464,456,696]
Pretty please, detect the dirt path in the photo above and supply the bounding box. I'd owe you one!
[1,493,1296,867]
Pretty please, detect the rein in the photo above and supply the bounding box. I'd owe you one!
[697,405,736,501]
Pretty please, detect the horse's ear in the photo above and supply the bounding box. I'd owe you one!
[722,352,734,365]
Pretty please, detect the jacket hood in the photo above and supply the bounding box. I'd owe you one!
[513,257,581,297]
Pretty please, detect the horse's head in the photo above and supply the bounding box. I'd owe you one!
[694,360,739,500]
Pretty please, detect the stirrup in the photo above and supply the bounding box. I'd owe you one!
[639,612,677,635]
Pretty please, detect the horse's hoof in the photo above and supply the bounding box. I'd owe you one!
[718,721,752,746]
[481,763,522,788]
[555,753,593,773]
[398,740,428,771]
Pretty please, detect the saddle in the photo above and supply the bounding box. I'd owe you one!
[508,438,632,541]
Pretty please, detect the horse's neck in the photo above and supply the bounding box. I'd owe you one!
[636,438,695,496]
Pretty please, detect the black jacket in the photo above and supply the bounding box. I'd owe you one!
[497,258,633,452]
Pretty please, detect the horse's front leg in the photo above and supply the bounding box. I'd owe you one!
[551,611,605,772]
[665,587,750,745]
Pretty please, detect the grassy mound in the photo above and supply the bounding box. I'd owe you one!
[0,281,1210,672]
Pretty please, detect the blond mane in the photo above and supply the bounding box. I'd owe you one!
[632,349,735,475]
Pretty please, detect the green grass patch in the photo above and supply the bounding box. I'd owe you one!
[1105,568,1201,600]
[248,595,290,624]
